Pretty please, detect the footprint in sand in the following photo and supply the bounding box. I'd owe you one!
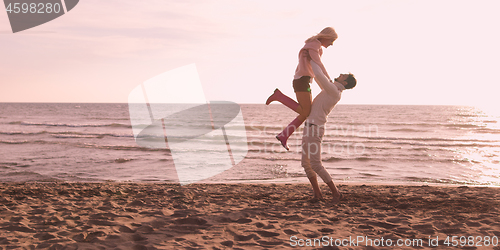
[368,220,399,230]
[466,221,482,227]
[318,228,334,233]
[386,216,410,225]
[3,223,36,233]
[33,232,56,241]
[221,240,234,247]
[440,228,464,234]
[255,230,280,237]
[131,233,148,242]
[174,217,208,225]
[256,239,284,246]
[284,229,298,235]
[170,209,200,217]
[411,223,436,234]
[234,233,259,241]
[235,218,252,224]
[119,225,136,233]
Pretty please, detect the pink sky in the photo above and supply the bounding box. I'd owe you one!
[1,0,499,107]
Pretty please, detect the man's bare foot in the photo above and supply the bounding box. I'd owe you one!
[310,196,325,203]
[331,192,342,205]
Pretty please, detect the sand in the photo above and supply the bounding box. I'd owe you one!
[1,182,499,249]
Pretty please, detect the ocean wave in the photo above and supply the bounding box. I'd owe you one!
[326,121,500,132]
[0,162,30,168]
[246,141,280,147]
[244,155,299,161]
[260,154,488,165]
[323,156,381,162]
[0,131,48,136]
[245,125,285,132]
[401,177,496,186]
[322,154,489,165]
[360,172,380,177]
[355,135,499,143]
[455,112,486,118]
[389,128,428,132]
[327,121,435,127]
[10,121,132,129]
[330,121,449,128]
[483,120,498,123]
[0,140,30,144]
[393,141,500,148]
[50,131,134,139]
[0,139,168,152]
[246,149,288,155]
[323,157,344,162]
[248,136,500,152]
[0,130,134,138]
[0,171,56,182]
[114,158,134,163]
[83,143,170,152]
[445,124,486,129]
[89,117,131,121]
[475,128,500,134]
[50,134,103,139]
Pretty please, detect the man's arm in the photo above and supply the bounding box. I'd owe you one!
[311,61,340,96]
[303,40,331,80]
[308,49,331,80]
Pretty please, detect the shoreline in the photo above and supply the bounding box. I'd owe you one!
[1,182,500,249]
[3,178,500,188]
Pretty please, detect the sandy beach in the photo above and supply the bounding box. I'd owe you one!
[0,182,499,249]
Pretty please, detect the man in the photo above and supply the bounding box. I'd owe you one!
[266,61,357,203]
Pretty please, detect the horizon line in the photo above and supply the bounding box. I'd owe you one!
[0,102,478,107]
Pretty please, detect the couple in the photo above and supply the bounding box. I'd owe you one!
[266,27,357,203]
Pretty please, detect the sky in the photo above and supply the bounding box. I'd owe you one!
[1,0,499,106]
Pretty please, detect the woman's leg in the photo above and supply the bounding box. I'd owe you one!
[269,76,312,150]
[295,91,312,119]
[265,89,299,112]
[275,91,312,150]
[265,89,312,117]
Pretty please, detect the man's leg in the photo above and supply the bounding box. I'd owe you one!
[308,175,324,201]
[308,126,342,204]
[302,125,323,199]
[326,181,341,203]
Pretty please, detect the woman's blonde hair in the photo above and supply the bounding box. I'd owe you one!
[305,27,338,43]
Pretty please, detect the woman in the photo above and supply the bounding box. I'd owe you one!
[266,27,338,150]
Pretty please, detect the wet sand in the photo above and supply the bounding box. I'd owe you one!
[1,182,499,249]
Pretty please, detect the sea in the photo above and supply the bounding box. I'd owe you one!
[1,103,499,186]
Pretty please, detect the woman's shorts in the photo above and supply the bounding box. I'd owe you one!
[293,76,312,92]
